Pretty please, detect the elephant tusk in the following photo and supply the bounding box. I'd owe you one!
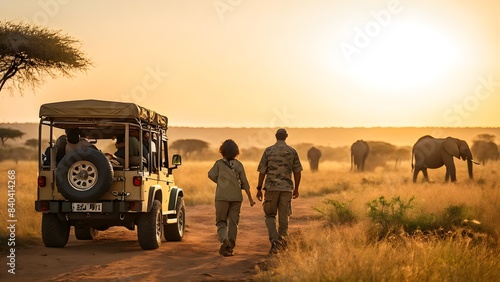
[471,160,481,165]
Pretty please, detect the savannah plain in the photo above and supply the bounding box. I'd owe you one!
[1,125,500,281]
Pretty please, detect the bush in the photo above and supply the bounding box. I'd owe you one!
[440,204,470,229]
[404,213,439,234]
[314,199,357,227]
[437,204,491,243]
[365,197,493,243]
[366,195,415,240]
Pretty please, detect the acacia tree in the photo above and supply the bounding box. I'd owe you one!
[0,21,91,94]
[0,127,25,145]
[25,138,39,148]
[474,134,495,143]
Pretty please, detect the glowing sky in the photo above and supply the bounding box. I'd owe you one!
[1,0,499,127]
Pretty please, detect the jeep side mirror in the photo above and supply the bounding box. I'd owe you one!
[172,154,182,166]
[168,154,182,174]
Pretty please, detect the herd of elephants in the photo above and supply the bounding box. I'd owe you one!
[306,135,484,183]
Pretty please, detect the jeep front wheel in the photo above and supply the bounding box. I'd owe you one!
[42,214,70,248]
[164,197,185,241]
[137,199,162,250]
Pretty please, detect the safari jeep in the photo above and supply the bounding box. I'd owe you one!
[35,100,185,250]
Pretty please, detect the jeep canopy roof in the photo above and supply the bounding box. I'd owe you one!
[39,99,168,129]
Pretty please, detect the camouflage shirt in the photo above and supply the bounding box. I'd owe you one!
[257,140,303,192]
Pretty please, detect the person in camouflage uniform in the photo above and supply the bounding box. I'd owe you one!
[256,128,303,254]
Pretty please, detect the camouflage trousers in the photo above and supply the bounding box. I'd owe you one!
[215,200,242,249]
[263,190,293,244]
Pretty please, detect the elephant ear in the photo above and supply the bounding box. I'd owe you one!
[443,138,460,158]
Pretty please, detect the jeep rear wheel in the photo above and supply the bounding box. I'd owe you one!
[137,199,162,250]
[56,147,113,202]
[42,214,70,248]
[164,197,185,241]
[75,226,98,240]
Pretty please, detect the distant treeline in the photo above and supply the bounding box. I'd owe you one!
[0,137,411,170]
[169,139,413,171]
[1,130,498,171]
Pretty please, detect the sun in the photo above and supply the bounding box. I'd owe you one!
[344,21,462,91]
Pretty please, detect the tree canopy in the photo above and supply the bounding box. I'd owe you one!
[0,127,25,145]
[473,134,495,143]
[0,21,92,94]
[24,138,39,148]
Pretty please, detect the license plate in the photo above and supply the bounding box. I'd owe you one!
[72,203,102,212]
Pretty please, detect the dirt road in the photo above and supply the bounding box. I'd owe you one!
[4,197,322,281]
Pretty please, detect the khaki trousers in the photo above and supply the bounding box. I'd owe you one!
[263,190,293,244]
[215,200,242,248]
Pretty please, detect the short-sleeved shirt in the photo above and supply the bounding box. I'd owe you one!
[208,158,250,202]
[257,140,303,192]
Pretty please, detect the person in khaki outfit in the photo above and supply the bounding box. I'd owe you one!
[208,139,255,257]
[256,128,303,255]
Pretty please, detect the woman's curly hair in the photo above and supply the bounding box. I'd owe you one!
[219,139,240,160]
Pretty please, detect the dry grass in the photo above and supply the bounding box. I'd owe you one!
[255,223,500,281]
[1,159,499,280]
[0,161,41,248]
[253,160,500,281]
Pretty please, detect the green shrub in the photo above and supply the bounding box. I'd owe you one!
[405,213,439,234]
[314,199,357,227]
[365,198,492,243]
[440,204,470,229]
[437,204,493,243]
[366,195,415,240]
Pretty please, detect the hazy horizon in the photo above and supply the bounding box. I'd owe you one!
[4,122,499,149]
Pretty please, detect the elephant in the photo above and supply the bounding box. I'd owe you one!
[307,146,322,172]
[471,140,498,165]
[351,140,369,171]
[412,135,474,183]
[169,139,209,157]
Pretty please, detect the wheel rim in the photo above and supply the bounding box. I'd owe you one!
[156,208,162,242]
[68,160,98,191]
[177,207,185,236]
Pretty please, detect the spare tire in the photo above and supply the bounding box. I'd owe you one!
[56,147,113,202]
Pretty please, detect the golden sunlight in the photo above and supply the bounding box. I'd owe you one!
[346,21,461,92]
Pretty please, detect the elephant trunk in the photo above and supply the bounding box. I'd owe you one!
[467,159,473,179]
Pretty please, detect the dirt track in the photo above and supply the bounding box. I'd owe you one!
[4,197,322,281]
